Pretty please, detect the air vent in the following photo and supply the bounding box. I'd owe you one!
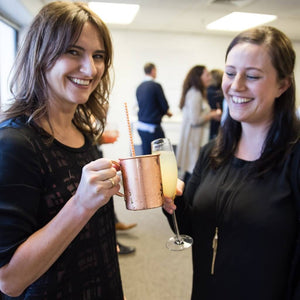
[209,0,254,7]
[211,0,235,2]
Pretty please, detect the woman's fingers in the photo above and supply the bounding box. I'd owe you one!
[85,158,112,172]
[75,158,121,211]
[176,178,185,196]
[162,178,183,214]
[163,197,176,214]
[103,175,121,190]
[84,158,119,184]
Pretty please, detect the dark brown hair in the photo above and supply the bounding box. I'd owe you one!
[2,1,113,140]
[210,69,223,88]
[179,65,207,109]
[210,26,300,176]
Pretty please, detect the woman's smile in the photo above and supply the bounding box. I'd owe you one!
[231,95,253,104]
[68,77,91,87]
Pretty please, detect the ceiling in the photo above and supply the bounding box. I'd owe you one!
[2,0,300,41]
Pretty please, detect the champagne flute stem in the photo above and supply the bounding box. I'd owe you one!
[172,211,184,245]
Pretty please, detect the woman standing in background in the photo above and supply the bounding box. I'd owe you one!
[176,65,221,183]
[207,69,224,140]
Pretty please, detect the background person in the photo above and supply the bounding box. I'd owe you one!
[136,62,172,155]
[207,69,224,140]
[164,26,300,300]
[176,65,221,184]
[0,2,125,299]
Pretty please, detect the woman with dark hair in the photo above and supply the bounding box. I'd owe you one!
[164,26,300,300]
[176,65,221,183]
[0,1,124,299]
[207,69,224,139]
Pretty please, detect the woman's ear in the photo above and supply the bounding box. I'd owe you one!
[276,77,290,98]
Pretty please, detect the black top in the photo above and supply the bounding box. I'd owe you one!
[0,116,123,299]
[206,85,223,139]
[167,140,300,300]
[136,80,169,124]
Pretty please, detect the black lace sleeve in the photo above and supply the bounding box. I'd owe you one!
[0,127,43,267]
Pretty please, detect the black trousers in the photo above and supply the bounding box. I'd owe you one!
[137,125,165,155]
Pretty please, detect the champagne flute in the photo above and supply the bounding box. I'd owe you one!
[151,138,193,251]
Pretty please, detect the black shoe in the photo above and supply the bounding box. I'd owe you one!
[117,242,136,255]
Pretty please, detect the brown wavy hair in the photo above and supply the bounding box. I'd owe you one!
[179,65,207,109]
[2,1,113,140]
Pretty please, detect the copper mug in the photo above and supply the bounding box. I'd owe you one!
[113,154,164,210]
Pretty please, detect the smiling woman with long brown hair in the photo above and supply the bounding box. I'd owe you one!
[0,2,125,299]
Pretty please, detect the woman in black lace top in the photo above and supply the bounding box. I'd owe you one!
[0,2,124,299]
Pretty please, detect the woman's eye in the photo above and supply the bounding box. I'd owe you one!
[247,75,261,80]
[225,71,235,78]
[67,49,79,56]
[93,53,105,60]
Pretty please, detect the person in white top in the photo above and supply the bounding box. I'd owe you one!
[176,65,221,183]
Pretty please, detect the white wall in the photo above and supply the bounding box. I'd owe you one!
[102,29,300,159]
[0,21,16,110]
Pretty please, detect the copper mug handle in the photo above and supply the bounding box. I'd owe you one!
[111,160,124,197]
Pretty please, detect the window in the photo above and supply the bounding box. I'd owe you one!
[0,19,17,110]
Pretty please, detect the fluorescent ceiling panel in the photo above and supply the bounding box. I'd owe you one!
[88,2,140,24]
[206,12,277,32]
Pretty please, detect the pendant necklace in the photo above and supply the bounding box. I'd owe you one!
[211,226,218,275]
[209,158,248,275]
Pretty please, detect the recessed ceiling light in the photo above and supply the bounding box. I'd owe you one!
[206,12,277,32]
[88,2,140,25]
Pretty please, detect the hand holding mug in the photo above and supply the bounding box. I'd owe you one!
[74,158,120,212]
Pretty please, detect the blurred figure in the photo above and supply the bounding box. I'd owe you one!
[176,65,221,183]
[136,62,172,154]
[207,69,224,139]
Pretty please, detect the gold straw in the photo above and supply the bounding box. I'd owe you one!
[124,102,136,157]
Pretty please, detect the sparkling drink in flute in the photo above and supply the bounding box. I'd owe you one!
[151,138,193,251]
[152,150,178,199]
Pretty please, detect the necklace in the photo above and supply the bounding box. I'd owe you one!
[211,227,218,275]
[210,157,250,275]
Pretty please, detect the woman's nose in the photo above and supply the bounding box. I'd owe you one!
[80,56,97,76]
[231,74,246,91]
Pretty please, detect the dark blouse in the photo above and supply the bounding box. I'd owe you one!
[206,85,223,139]
[0,116,123,299]
[170,140,300,300]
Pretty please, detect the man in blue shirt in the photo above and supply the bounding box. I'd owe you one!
[136,62,172,154]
